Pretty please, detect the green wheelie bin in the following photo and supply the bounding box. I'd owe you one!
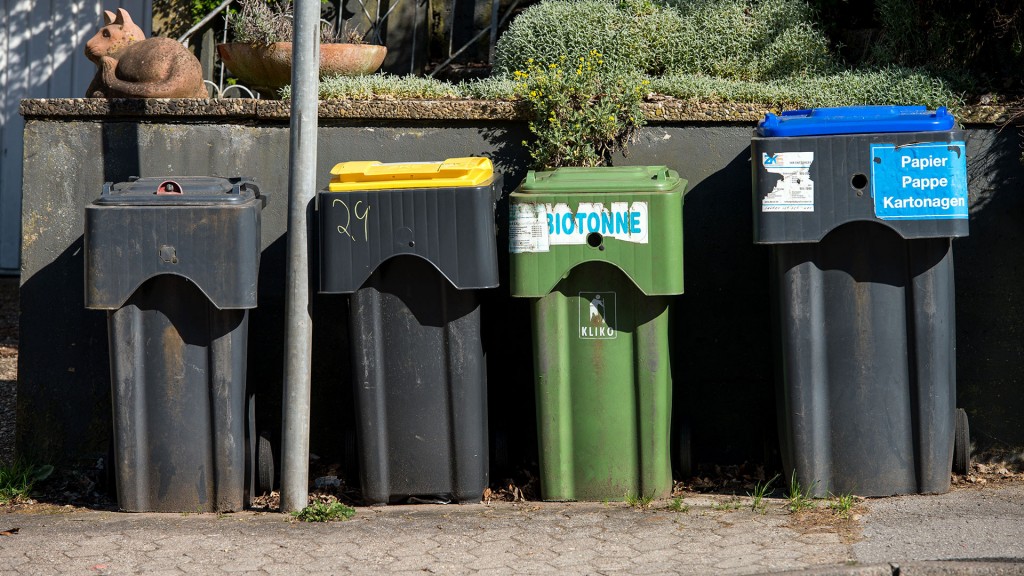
[509,166,685,501]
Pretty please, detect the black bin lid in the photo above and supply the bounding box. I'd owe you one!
[94,176,262,206]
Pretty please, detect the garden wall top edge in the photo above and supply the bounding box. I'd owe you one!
[19,98,1008,125]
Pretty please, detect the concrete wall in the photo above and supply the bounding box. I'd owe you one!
[17,115,1024,480]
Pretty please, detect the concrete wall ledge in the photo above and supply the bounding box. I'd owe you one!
[20,98,1014,124]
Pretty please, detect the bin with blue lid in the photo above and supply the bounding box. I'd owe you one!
[752,105,970,497]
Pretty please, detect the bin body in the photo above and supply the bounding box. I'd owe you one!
[753,106,968,497]
[319,158,501,504]
[509,167,685,501]
[85,176,264,512]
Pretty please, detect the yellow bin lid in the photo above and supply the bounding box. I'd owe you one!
[328,157,494,191]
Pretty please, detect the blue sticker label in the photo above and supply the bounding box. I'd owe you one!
[870,141,968,220]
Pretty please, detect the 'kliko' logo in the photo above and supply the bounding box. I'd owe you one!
[579,292,616,339]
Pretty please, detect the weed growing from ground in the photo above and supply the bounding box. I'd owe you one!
[0,461,53,504]
[748,473,779,514]
[291,499,356,522]
[667,496,689,513]
[827,492,856,519]
[625,491,655,509]
[786,471,817,513]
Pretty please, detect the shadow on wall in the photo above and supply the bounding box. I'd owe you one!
[17,119,144,467]
[673,147,778,474]
[480,125,540,483]
[956,127,1024,450]
[17,235,111,467]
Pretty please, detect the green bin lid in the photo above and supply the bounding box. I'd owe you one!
[517,166,680,193]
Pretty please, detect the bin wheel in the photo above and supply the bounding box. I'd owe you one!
[953,408,971,475]
[257,431,274,495]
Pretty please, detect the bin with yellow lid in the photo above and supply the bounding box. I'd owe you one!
[318,157,502,505]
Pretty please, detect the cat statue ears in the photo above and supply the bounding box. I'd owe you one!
[98,7,145,44]
[103,7,134,27]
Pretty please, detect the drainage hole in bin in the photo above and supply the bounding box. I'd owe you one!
[851,173,868,190]
[587,232,604,249]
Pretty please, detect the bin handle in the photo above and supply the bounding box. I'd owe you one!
[155,180,183,195]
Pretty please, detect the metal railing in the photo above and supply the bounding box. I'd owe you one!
[177,0,256,98]
[177,0,522,96]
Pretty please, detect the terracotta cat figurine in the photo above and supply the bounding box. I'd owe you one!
[85,8,207,98]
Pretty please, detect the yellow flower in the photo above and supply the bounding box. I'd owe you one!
[530,91,537,97]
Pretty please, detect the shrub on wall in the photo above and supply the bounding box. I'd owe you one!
[495,0,837,81]
[662,0,836,80]
[512,52,647,168]
[811,0,1023,93]
[493,0,686,77]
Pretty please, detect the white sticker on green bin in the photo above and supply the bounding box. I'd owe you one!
[509,202,648,253]
[761,152,815,212]
[579,291,616,339]
[870,141,968,220]
[509,203,552,254]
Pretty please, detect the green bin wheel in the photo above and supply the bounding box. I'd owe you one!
[953,408,971,475]
[257,431,275,495]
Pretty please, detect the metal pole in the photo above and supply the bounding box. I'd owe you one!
[281,0,321,514]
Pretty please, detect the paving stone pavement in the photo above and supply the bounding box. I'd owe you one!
[1,485,1022,575]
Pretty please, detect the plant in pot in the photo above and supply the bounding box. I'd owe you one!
[217,0,387,98]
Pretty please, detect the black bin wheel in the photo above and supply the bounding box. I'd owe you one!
[257,431,275,495]
[953,408,971,475]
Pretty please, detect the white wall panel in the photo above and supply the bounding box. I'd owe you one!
[0,0,152,272]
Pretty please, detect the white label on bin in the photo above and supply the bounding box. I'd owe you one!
[761,152,815,212]
[579,291,617,339]
[509,203,551,253]
[510,201,649,252]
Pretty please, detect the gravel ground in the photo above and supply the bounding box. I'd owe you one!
[0,276,17,467]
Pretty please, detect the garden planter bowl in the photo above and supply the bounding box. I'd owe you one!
[218,42,387,97]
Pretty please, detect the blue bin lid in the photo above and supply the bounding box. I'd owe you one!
[756,105,955,137]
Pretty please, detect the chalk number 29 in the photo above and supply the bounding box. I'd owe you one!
[333,199,371,242]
